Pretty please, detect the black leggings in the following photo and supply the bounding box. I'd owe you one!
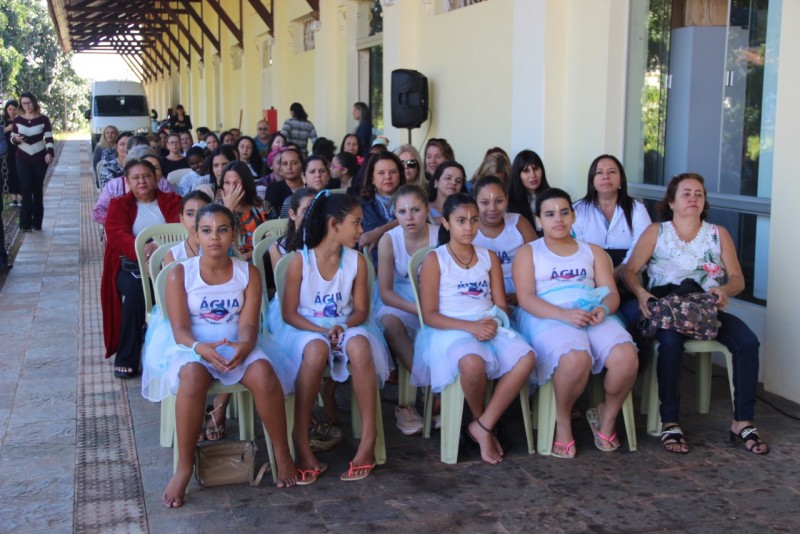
[17,158,47,230]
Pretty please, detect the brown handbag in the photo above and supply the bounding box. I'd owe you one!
[194,440,270,487]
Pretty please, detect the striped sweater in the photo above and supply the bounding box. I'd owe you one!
[12,115,54,163]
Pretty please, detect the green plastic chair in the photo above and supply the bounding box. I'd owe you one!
[151,262,256,458]
[641,339,735,436]
[408,246,534,463]
[535,252,637,454]
[135,223,188,315]
[253,219,288,244]
[148,241,180,285]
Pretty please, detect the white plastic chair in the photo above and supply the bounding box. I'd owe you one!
[641,339,735,436]
[167,168,192,187]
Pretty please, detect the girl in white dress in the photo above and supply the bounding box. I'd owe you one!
[512,188,638,458]
[412,193,535,465]
[375,184,438,435]
[472,176,537,303]
[145,204,298,508]
[275,191,391,482]
[163,190,211,265]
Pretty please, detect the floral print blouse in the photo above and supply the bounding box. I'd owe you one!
[646,221,725,291]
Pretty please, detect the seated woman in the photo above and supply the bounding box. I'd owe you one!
[99,131,131,188]
[357,152,406,253]
[219,161,271,260]
[176,146,211,195]
[394,144,426,191]
[101,157,181,378]
[423,138,455,181]
[506,150,551,234]
[280,155,333,218]
[93,146,174,225]
[160,133,189,177]
[623,173,768,455]
[330,151,359,192]
[142,204,298,508]
[573,155,651,279]
[472,175,537,304]
[468,148,511,192]
[512,188,638,458]
[426,161,467,225]
[93,125,118,182]
[237,136,264,177]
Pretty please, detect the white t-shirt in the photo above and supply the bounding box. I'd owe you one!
[133,201,167,237]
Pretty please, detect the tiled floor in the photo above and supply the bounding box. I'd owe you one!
[1,139,799,533]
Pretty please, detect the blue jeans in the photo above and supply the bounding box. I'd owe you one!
[655,310,760,423]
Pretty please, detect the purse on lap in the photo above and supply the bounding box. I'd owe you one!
[640,279,720,340]
[194,440,270,487]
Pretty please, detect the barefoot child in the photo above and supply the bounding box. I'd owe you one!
[512,188,638,458]
[142,204,298,508]
[276,191,391,482]
[411,193,535,464]
[375,184,438,435]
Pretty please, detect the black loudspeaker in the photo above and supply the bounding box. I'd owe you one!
[391,69,428,129]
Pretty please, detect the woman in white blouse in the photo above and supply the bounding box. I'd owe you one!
[572,155,651,279]
[572,155,651,336]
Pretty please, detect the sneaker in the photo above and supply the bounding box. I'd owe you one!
[395,405,424,435]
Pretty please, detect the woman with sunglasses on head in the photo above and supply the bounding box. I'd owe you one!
[394,144,427,192]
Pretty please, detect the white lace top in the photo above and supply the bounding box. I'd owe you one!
[646,221,725,291]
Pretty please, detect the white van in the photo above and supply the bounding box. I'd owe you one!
[84,81,151,150]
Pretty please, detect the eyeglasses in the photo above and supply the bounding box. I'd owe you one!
[402,159,419,169]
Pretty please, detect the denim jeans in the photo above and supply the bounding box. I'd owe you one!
[655,310,760,423]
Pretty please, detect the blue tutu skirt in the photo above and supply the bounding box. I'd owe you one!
[511,284,634,386]
[141,305,300,401]
[263,294,282,335]
[411,309,534,393]
[373,280,420,336]
[271,313,392,385]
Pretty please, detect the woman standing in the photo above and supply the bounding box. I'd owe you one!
[2,100,22,207]
[352,102,373,157]
[11,92,54,232]
[280,102,317,158]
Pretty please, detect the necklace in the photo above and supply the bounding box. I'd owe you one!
[447,243,474,269]
[186,240,197,257]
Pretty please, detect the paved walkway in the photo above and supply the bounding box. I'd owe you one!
[1,139,800,533]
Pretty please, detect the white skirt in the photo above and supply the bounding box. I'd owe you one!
[141,306,299,401]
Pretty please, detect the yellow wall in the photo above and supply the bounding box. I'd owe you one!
[764,1,800,402]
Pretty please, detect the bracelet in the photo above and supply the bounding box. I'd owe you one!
[599,304,610,316]
[191,341,201,356]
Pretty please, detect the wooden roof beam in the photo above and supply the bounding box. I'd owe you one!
[247,0,273,32]
[160,1,203,56]
[206,0,242,46]
[180,0,219,52]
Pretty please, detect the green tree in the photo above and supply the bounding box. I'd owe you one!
[0,0,89,131]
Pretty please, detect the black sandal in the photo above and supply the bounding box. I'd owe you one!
[730,426,769,455]
[661,424,689,454]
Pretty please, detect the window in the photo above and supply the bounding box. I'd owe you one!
[93,96,148,117]
[625,0,781,304]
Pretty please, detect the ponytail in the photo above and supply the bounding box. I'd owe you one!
[295,191,360,250]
